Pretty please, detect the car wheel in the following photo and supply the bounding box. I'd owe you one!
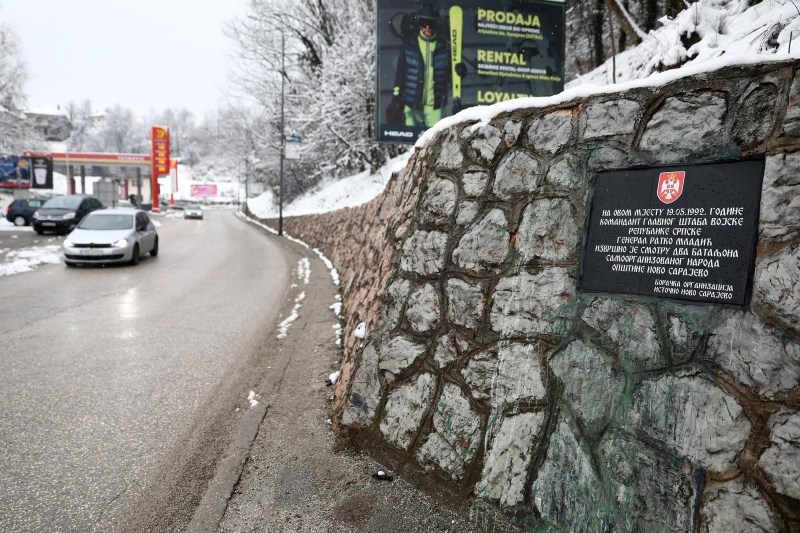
[13,215,27,226]
[35,229,44,235]
[150,237,159,257]
[130,244,140,266]
[65,261,76,267]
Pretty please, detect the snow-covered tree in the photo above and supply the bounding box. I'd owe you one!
[227,0,402,201]
[0,21,44,153]
[64,100,100,152]
[95,105,147,153]
[565,0,698,79]
[569,0,800,87]
[153,107,195,159]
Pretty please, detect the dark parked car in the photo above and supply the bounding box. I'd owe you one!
[33,195,104,235]
[6,197,45,226]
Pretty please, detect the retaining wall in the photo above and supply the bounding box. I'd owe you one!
[259,59,800,531]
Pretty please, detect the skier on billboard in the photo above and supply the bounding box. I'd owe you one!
[387,3,465,127]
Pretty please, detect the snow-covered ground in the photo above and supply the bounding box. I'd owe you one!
[0,244,63,277]
[247,150,412,219]
[0,192,64,275]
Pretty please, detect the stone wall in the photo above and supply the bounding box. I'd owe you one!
[258,59,800,531]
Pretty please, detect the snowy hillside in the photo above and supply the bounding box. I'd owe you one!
[248,151,412,218]
[568,0,800,87]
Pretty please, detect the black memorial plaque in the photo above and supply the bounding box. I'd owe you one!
[579,159,764,306]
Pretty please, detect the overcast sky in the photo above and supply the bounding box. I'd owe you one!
[1,0,246,118]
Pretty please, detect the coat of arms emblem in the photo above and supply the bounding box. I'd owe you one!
[657,171,685,204]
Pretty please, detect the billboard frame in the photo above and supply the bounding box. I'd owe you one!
[375,0,566,144]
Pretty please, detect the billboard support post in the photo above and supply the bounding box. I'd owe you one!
[66,151,73,194]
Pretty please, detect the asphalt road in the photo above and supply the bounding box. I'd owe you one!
[0,209,295,532]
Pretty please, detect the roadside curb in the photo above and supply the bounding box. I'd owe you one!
[186,401,268,533]
[188,213,338,532]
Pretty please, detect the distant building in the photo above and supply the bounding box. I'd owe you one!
[25,107,73,142]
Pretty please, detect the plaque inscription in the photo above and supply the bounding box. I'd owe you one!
[579,159,764,306]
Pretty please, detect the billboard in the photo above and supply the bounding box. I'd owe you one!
[376,0,565,143]
[0,156,54,189]
[30,156,54,189]
[190,184,218,197]
[0,156,31,188]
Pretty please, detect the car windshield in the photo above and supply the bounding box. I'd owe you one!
[78,214,134,230]
[43,196,83,209]
[186,204,201,210]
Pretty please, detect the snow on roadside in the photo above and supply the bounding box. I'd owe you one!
[311,248,343,347]
[277,291,306,339]
[0,220,34,231]
[298,257,311,284]
[276,257,312,339]
[0,245,63,276]
[247,390,261,408]
[237,210,345,347]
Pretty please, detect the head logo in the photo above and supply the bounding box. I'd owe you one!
[657,171,685,204]
[383,130,413,138]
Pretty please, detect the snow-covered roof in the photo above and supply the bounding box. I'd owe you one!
[25,106,68,117]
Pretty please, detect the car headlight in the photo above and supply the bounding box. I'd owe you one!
[63,239,74,247]
[62,212,76,220]
[33,211,42,219]
[112,239,128,248]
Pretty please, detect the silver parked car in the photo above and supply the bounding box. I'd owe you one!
[62,208,159,267]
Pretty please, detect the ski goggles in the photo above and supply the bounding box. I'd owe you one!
[418,18,437,28]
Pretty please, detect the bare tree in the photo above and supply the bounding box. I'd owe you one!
[64,100,99,152]
[98,105,146,153]
[153,107,195,159]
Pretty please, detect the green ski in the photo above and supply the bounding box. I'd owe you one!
[449,5,463,105]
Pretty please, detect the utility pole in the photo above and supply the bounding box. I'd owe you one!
[245,128,250,215]
[279,30,285,237]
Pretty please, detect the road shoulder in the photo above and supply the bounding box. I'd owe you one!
[209,230,485,533]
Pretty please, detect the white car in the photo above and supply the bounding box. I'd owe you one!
[184,204,203,219]
[63,208,159,267]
